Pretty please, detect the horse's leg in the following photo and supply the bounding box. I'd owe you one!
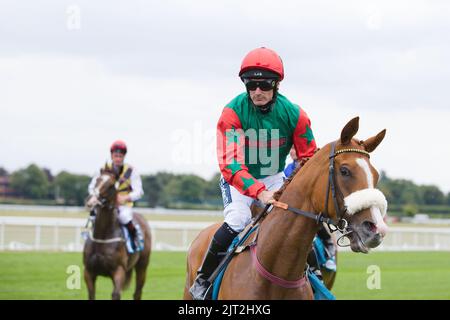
[133,257,149,300]
[84,269,96,300]
[111,266,126,300]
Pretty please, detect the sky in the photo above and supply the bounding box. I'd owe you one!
[1,0,449,192]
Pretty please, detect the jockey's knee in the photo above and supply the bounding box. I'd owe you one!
[223,203,252,233]
[224,214,252,233]
[118,206,133,225]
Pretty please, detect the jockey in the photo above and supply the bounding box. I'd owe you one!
[189,47,317,299]
[284,145,337,275]
[87,140,144,250]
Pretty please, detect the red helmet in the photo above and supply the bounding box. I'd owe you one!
[110,140,127,154]
[239,47,284,81]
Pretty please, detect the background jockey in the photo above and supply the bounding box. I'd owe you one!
[284,145,337,275]
[190,47,317,299]
[87,140,144,250]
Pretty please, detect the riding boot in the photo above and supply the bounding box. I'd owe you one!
[189,222,238,300]
[125,221,138,251]
[307,248,323,281]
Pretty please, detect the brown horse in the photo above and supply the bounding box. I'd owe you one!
[83,168,152,300]
[184,117,388,299]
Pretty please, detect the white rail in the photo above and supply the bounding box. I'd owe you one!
[0,216,449,252]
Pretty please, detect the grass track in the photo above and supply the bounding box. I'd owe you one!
[0,251,449,300]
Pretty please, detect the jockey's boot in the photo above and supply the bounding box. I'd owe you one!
[189,222,238,300]
[318,225,337,271]
[307,247,323,281]
[125,221,138,251]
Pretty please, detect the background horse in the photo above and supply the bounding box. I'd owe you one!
[184,117,388,299]
[83,168,152,300]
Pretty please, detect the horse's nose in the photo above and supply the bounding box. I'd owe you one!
[375,220,388,237]
[362,220,387,238]
[369,207,389,237]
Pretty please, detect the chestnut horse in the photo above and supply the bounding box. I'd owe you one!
[83,168,152,300]
[184,117,388,299]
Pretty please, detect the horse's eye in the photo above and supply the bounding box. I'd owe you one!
[340,166,351,177]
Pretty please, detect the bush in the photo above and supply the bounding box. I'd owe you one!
[402,204,419,217]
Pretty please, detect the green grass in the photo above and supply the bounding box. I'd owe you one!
[0,251,449,300]
[0,251,187,300]
[333,251,450,299]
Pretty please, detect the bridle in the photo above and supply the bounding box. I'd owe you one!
[270,141,371,246]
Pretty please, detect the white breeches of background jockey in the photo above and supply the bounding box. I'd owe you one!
[118,205,133,225]
[220,172,285,233]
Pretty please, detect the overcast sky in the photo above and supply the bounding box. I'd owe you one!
[1,0,449,192]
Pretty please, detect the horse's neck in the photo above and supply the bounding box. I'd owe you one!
[93,205,120,238]
[256,170,320,282]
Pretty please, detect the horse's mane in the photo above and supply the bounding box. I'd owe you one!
[273,148,321,201]
[273,165,301,201]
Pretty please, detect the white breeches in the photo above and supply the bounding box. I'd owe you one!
[220,172,285,233]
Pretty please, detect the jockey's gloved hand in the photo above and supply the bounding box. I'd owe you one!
[257,190,275,205]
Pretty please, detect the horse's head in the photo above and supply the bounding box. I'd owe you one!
[309,117,388,253]
[87,167,118,208]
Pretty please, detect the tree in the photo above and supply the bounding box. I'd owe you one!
[378,173,423,205]
[142,175,162,208]
[10,164,50,199]
[419,185,445,205]
[204,173,222,203]
[53,171,91,205]
[164,174,206,204]
[0,167,8,176]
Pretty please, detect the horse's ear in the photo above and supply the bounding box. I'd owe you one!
[340,117,359,145]
[362,129,386,153]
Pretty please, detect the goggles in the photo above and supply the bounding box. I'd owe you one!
[244,79,276,91]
